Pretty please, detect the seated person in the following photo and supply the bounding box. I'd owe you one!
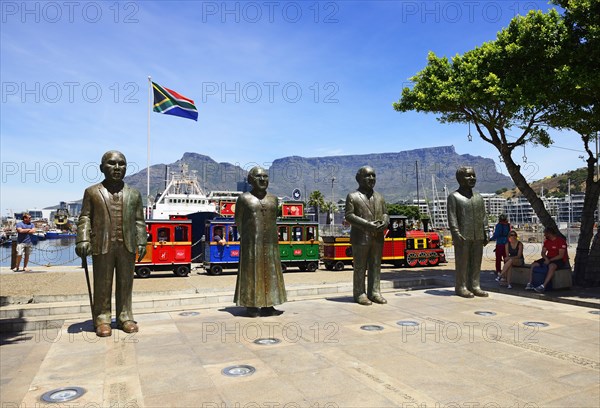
[496,230,523,289]
[526,226,568,293]
[214,227,225,246]
[158,230,169,242]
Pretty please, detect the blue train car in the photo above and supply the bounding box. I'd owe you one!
[203,218,240,275]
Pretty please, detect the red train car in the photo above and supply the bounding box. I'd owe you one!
[135,218,192,278]
[322,215,446,270]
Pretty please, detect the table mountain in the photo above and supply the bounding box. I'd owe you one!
[125,146,514,203]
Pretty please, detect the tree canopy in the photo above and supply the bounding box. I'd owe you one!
[394,3,600,285]
[394,9,569,230]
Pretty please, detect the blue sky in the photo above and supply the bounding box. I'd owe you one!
[1,0,586,216]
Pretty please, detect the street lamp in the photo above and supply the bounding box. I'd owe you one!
[331,177,336,235]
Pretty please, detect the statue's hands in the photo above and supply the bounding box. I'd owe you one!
[75,242,91,258]
[374,220,386,231]
[137,245,147,262]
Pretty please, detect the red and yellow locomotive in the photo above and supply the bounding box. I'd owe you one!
[322,215,446,271]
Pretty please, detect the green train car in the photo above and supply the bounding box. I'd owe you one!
[277,219,319,272]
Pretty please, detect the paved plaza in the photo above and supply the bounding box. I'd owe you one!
[2,284,599,408]
[1,245,599,408]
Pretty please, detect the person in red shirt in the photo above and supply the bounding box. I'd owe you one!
[526,226,568,292]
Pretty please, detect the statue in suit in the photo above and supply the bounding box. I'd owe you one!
[447,166,489,298]
[345,166,389,305]
[234,166,286,317]
[76,151,147,337]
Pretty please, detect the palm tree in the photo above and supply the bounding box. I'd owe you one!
[308,190,325,223]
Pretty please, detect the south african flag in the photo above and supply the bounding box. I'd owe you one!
[152,82,198,121]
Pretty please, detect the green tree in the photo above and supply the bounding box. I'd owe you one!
[394,10,567,236]
[549,0,600,286]
[387,204,420,220]
[308,190,325,223]
[321,201,338,225]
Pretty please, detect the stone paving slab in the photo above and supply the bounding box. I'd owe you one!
[2,288,598,408]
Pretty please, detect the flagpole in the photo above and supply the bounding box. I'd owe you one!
[147,76,152,219]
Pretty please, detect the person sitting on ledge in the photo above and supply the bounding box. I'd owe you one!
[496,230,524,289]
[525,226,568,293]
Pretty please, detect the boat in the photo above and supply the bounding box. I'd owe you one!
[53,206,71,230]
[33,231,47,240]
[45,229,76,239]
[151,164,243,220]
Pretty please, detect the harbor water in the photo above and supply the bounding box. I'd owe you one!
[0,238,81,268]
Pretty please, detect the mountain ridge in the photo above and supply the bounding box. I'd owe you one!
[125,146,515,203]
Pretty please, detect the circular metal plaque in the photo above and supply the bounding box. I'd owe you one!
[474,311,497,316]
[221,365,256,377]
[395,293,412,297]
[179,311,200,317]
[41,387,86,403]
[396,320,419,327]
[589,310,600,315]
[253,338,281,345]
[360,325,384,331]
[523,321,549,328]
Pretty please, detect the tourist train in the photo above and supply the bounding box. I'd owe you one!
[322,215,446,271]
[135,203,446,278]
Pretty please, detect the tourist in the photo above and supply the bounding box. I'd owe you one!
[490,213,511,276]
[14,213,36,272]
[497,230,524,289]
[526,226,568,293]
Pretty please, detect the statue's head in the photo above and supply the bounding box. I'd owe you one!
[356,166,376,191]
[247,166,269,192]
[100,150,127,182]
[456,166,476,189]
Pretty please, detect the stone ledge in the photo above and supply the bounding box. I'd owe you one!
[510,264,572,289]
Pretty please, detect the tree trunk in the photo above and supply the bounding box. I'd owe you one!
[501,152,560,231]
[574,158,600,286]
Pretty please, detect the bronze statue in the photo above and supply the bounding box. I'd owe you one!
[234,166,286,317]
[447,166,488,298]
[345,166,389,305]
[75,151,147,336]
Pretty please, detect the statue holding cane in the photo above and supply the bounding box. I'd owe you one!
[76,150,147,337]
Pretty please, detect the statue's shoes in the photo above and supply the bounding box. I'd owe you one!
[456,289,475,298]
[119,321,138,333]
[246,307,260,318]
[355,294,372,306]
[369,294,387,304]
[95,323,112,337]
[472,289,489,297]
[262,306,284,316]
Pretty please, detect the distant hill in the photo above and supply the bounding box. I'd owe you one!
[125,146,515,203]
[500,167,588,198]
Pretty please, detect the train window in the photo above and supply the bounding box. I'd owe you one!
[292,226,303,241]
[175,226,189,242]
[213,226,225,242]
[227,226,237,241]
[306,226,316,240]
[278,226,289,241]
[157,228,170,242]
